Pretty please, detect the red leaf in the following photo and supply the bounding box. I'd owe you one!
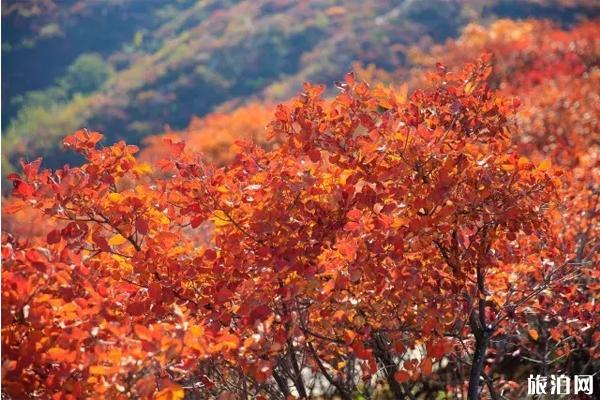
[394,370,410,383]
[191,216,204,229]
[308,149,321,163]
[164,138,185,157]
[204,249,217,261]
[92,232,111,252]
[46,229,62,245]
[61,221,87,239]
[428,340,446,359]
[148,283,163,302]
[2,245,13,260]
[249,305,272,323]
[346,208,362,221]
[136,218,149,235]
[21,158,42,181]
[274,105,288,122]
[352,341,371,359]
[88,131,104,145]
[127,302,148,316]
[13,180,35,197]
[25,249,44,263]
[216,287,233,304]
[421,358,433,376]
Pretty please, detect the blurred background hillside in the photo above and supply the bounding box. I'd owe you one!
[2,0,599,173]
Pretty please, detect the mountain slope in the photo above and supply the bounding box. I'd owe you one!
[3,0,599,170]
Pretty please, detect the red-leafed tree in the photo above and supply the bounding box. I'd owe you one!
[401,18,600,397]
[4,54,588,400]
[357,18,600,395]
[140,102,275,167]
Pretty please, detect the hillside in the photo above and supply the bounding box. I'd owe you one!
[2,0,599,171]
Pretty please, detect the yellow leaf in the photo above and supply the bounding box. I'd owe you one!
[61,302,78,313]
[108,234,128,246]
[133,162,153,175]
[189,325,204,337]
[216,185,229,194]
[538,159,552,171]
[184,325,206,351]
[396,83,408,103]
[339,169,354,185]
[211,210,231,228]
[107,192,125,203]
[464,81,476,94]
[321,172,334,188]
[529,329,539,341]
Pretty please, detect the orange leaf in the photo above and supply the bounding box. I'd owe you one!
[529,329,539,341]
[210,333,240,352]
[421,358,433,376]
[154,384,184,400]
[134,324,153,342]
[47,347,75,362]
[538,159,552,171]
[108,234,128,246]
[394,370,410,383]
[89,365,113,375]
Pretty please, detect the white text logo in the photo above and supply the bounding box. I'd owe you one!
[527,374,594,396]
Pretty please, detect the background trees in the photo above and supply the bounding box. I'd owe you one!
[3,1,599,173]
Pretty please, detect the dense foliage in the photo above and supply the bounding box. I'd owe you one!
[2,1,600,398]
[2,14,599,399]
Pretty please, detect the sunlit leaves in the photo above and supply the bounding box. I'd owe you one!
[154,384,184,400]
[2,19,599,397]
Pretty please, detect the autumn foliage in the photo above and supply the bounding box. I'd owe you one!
[140,102,275,167]
[2,18,599,400]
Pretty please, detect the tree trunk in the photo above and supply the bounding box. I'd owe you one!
[467,330,489,400]
[468,252,493,400]
[372,332,406,399]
